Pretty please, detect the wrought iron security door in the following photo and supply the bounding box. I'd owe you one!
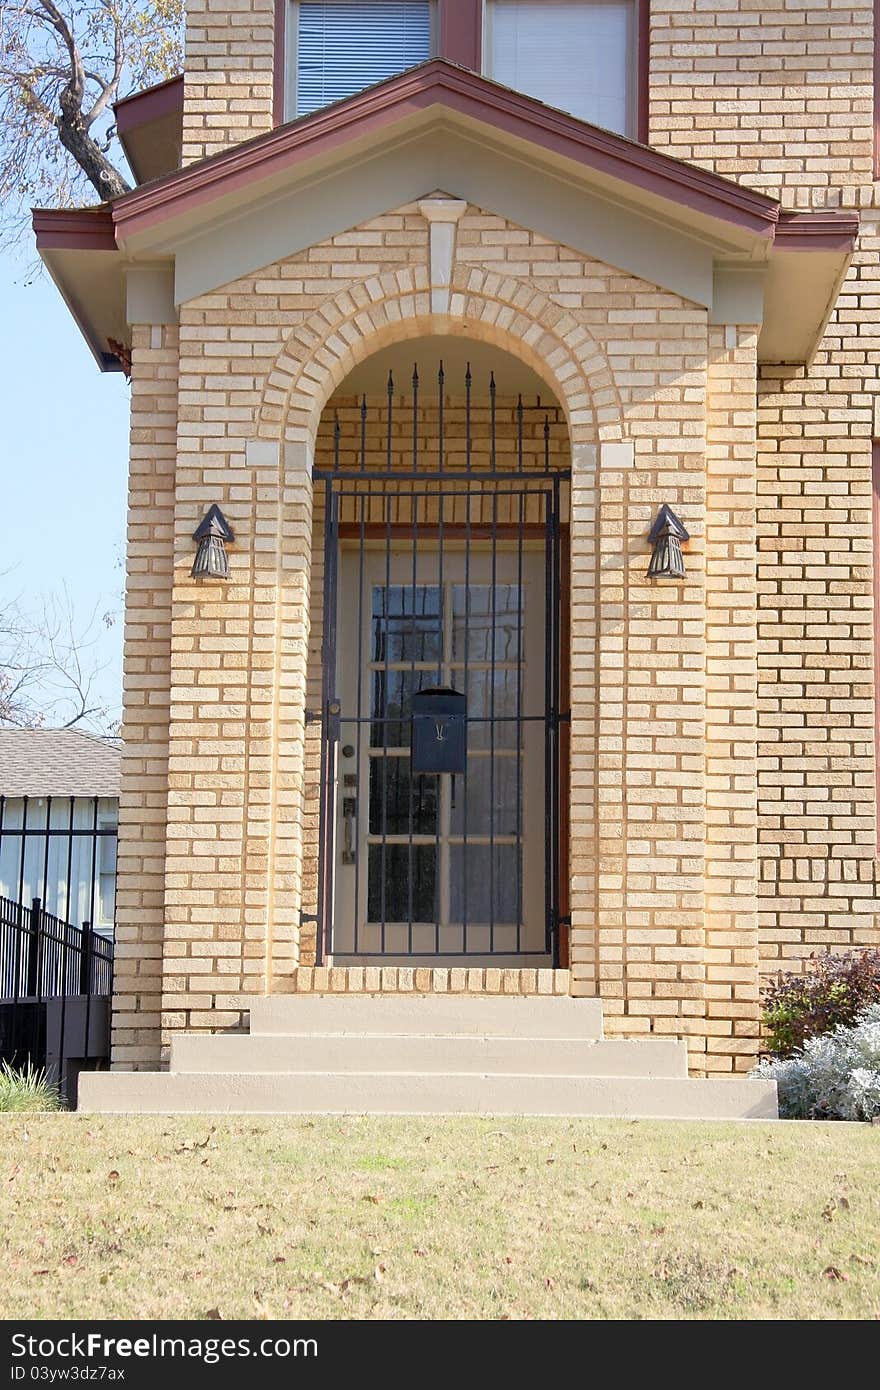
[313,365,569,966]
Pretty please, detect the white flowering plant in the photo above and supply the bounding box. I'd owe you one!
[753,1004,880,1121]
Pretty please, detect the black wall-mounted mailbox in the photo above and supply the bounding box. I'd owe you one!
[411,687,467,775]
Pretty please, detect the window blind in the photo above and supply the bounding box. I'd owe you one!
[295,1,433,118]
[486,0,635,137]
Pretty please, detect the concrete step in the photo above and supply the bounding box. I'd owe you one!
[78,1069,777,1120]
[248,994,605,1040]
[170,1033,688,1079]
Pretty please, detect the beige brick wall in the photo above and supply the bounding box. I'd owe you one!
[650,0,874,200]
[283,967,572,995]
[182,0,276,164]
[648,1,880,977]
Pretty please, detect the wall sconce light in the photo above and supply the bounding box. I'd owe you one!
[647,504,689,580]
[191,505,234,580]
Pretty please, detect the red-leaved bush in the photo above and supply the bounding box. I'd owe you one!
[761,949,880,1057]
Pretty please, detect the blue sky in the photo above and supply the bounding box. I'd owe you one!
[1,254,130,726]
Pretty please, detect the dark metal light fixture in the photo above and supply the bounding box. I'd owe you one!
[191,505,234,580]
[647,504,689,580]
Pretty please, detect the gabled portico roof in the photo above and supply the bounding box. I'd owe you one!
[33,59,858,371]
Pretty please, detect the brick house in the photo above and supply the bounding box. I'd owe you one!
[34,2,880,1113]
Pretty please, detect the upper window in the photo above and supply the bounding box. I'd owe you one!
[484,0,637,137]
[287,1,434,120]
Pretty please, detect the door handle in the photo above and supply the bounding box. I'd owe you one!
[342,796,357,864]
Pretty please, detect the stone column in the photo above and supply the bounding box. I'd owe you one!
[570,433,711,1071]
[568,443,599,995]
[268,441,314,988]
[159,424,313,1047]
[704,324,760,1072]
[111,273,178,1070]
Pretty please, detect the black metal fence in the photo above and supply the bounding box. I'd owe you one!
[0,893,114,1105]
[0,895,113,999]
[0,793,117,934]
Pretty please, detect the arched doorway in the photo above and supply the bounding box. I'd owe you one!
[307,336,572,970]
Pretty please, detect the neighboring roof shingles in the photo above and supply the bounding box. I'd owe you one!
[0,729,121,799]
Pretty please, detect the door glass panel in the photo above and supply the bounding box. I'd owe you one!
[339,547,547,956]
[457,667,521,748]
[452,583,521,662]
[367,843,437,923]
[369,668,435,747]
[371,584,442,664]
[449,843,521,925]
[368,756,438,835]
[449,755,519,837]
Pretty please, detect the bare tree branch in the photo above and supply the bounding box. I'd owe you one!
[32,0,85,105]
[0,587,120,735]
[0,0,183,245]
[84,2,126,127]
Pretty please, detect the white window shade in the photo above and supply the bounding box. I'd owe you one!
[485,0,636,137]
[292,1,433,119]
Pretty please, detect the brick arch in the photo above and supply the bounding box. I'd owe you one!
[256,264,624,449]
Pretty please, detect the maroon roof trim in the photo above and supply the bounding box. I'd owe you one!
[637,1,650,145]
[32,205,116,251]
[439,0,482,70]
[273,0,286,125]
[110,60,779,242]
[114,74,183,134]
[775,210,860,252]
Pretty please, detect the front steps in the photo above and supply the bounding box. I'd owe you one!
[78,995,777,1120]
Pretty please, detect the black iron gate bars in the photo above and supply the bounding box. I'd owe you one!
[309,361,570,968]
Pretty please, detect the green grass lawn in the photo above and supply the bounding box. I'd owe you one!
[0,1115,877,1320]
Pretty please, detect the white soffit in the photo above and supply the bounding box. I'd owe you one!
[759,248,850,365]
[146,125,725,308]
[42,248,129,370]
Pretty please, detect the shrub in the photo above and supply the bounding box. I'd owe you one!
[761,949,880,1058]
[753,1004,880,1121]
[0,1060,63,1113]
